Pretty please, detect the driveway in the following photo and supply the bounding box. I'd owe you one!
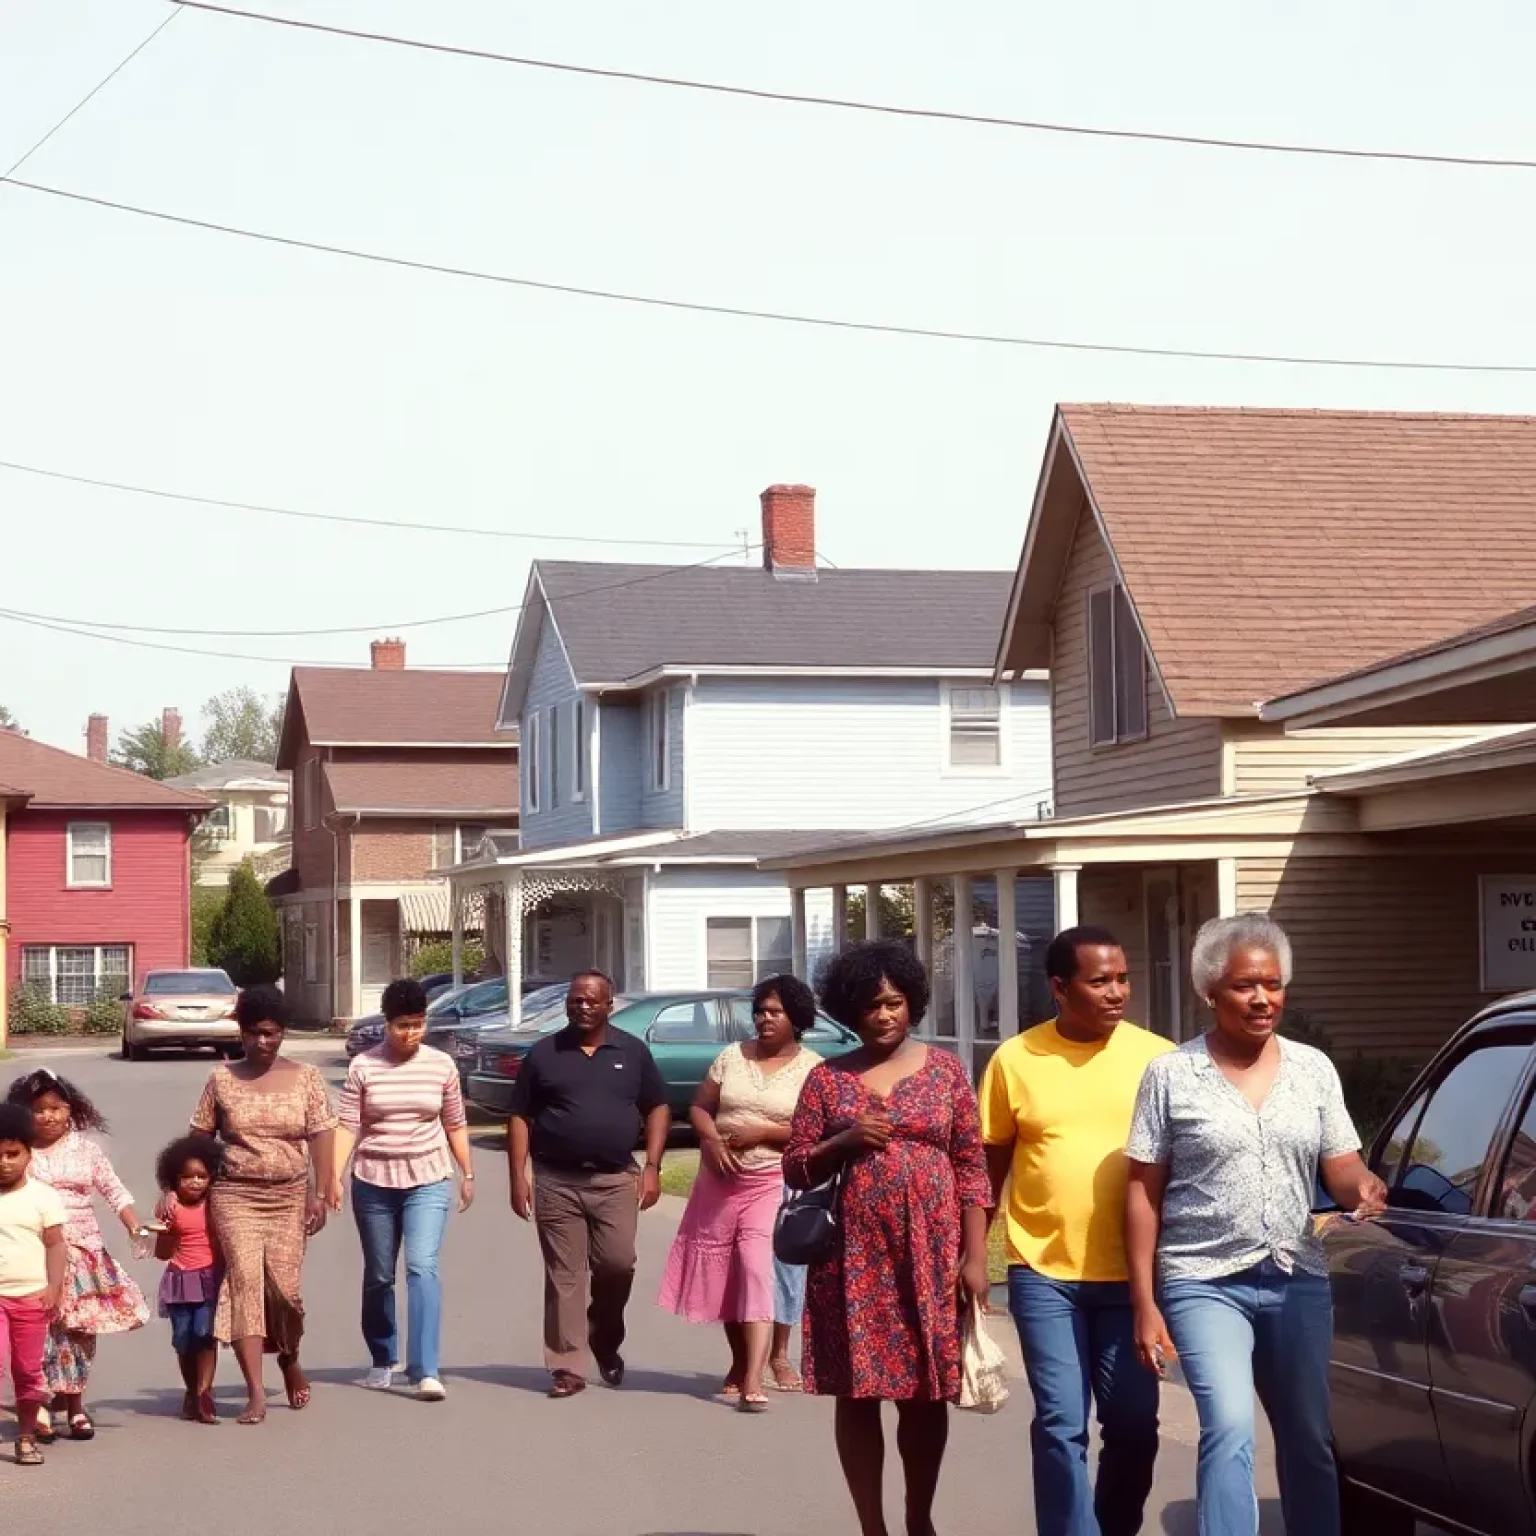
[0,1045,1424,1534]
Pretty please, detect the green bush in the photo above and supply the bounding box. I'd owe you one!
[206,861,282,986]
[81,998,124,1035]
[409,939,483,980]
[190,885,226,967]
[9,985,70,1036]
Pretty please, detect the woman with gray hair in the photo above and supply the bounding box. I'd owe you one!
[1124,913,1387,1536]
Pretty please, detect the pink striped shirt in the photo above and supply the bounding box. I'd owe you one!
[338,1044,467,1189]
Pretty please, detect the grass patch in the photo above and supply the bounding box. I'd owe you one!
[660,1149,700,1199]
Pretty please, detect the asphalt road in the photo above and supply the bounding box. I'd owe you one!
[0,1044,1319,1534]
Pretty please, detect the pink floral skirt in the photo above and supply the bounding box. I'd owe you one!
[43,1245,148,1394]
[657,1163,780,1325]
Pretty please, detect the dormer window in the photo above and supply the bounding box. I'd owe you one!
[1088,583,1148,747]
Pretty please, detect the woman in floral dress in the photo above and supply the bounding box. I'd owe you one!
[6,1070,148,1442]
[784,941,990,1536]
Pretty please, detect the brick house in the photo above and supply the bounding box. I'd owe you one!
[0,721,210,1034]
[272,639,518,1025]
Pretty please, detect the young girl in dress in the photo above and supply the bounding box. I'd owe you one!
[5,1070,149,1442]
[152,1135,225,1426]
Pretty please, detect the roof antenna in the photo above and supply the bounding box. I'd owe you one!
[734,527,750,561]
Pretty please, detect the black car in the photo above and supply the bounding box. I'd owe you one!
[1325,991,1536,1534]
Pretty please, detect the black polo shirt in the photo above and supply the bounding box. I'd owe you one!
[507,1023,667,1172]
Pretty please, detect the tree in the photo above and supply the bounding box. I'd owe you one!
[205,861,282,986]
[0,704,22,733]
[201,687,285,765]
[112,720,199,780]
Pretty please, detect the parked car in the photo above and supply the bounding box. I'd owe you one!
[466,989,861,1118]
[120,969,240,1061]
[1324,990,1536,1535]
[343,978,566,1060]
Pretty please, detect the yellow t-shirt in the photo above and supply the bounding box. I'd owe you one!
[0,1176,67,1298]
[980,1020,1175,1282]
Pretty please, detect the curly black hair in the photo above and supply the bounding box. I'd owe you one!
[155,1134,226,1192]
[6,1068,109,1132]
[752,974,818,1039]
[817,939,930,1031]
[234,983,291,1033]
[381,977,428,1021]
[0,1102,37,1148]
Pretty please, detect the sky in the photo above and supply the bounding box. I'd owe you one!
[4,0,1536,751]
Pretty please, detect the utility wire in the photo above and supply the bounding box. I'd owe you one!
[169,1,1536,174]
[0,454,735,550]
[8,177,1536,375]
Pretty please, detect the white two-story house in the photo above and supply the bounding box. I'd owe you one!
[447,484,1054,1025]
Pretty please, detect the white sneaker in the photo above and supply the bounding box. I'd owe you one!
[416,1377,447,1401]
[362,1367,393,1390]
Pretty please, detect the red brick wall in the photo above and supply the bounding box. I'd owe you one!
[350,820,437,882]
[7,809,192,988]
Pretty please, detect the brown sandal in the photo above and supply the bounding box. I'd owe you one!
[766,1360,803,1392]
[15,1437,44,1466]
[737,1392,769,1414]
[548,1371,586,1399]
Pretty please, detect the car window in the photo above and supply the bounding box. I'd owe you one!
[804,1015,849,1043]
[1391,1042,1530,1216]
[723,995,847,1043]
[1375,1091,1428,1187]
[1497,1084,1536,1221]
[144,971,234,994]
[647,1001,720,1044]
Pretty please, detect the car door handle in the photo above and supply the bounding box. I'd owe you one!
[1400,1262,1431,1295]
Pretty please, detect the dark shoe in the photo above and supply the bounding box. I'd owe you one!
[69,1412,95,1442]
[597,1354,625,1389]
[548,1371,586,1399]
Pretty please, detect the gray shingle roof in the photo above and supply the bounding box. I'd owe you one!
[536,561,1014,683]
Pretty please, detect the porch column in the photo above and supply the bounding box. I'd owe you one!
[1051,863,1081,931]
[995,869,1020,1038]
[505,871,524,1029]
[952,875,975,1060]
[450,883,464,988]
[791,887,809,978]
[831,885,849,954]
[347,892,362,1020]
[864,883,882,940]
[914,877,934,975]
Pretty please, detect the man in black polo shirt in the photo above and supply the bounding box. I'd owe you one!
[508,969,670,1398]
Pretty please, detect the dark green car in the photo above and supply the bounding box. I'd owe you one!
[465,989,860,1119]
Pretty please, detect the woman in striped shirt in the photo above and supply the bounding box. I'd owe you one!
[327,977,474,1401]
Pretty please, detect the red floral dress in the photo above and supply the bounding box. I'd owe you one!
[783,1047,990,1401]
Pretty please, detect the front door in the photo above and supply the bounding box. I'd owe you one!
[1142,871,1181,1041]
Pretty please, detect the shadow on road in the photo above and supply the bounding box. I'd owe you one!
[447,1363,723,1398]
[1162,1499,1285,1534]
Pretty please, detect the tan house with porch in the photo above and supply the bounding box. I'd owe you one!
[768,405,1536,1077]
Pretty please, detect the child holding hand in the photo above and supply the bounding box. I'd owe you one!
[152,1135,225,1426]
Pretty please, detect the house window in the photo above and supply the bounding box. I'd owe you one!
[525,711,542,813]
[204,803,234,841]
[303,758,320,830]
[549,703,562,810]
[651,689,671,792]
[573,698,587,801]
[66,822,111,887]
[22,944,131,1006]
[947,687,1003,769]
[706,916,794,989]
[1087,584,1149,747]
[253,804,287,842]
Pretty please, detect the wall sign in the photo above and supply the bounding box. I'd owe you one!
[1479,876,1536,992]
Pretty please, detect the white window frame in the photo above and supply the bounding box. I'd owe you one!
[22,943,133,1005]
[650,688,672,793]
[1086,582,1150,748]
[303,757,321,830]
[572,697,587,803]
[548,703,562,810]
[65,820,112,888]
[703,914,794,989]
[940,683,1008,776]
[525,710,542,813]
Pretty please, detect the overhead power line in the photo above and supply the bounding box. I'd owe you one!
[0,454,735,550]
[170,0,1536,173]
[7,178,1536,375]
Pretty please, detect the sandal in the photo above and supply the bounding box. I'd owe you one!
[69,1412,96,1442]
[278,1357,311,1411]
[737,1391,769,1414]
[766,1360,803,1393]
[717,1379,744,1401]
[33,1411,56,1446]
[196,1393,220,1426]
[15,1437,43,1466]
[236,1402,266,1426]
[548,1370,586,1399]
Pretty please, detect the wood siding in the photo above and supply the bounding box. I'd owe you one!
[640,685,686,831]
[647,866,792,990]
[520,622,592,849]
[1052,505,1222,816]
[1227,722,1487,795]
[598,698,642,835]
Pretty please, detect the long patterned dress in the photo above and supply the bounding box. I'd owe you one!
[783,1047,990,1402]
[29,1132,149,1395]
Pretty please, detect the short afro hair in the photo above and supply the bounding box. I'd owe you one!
[155,1134,226,1192]
[0,1102,37,1147]
[752,974,818,1038]
[1044,925,1124,985]
[381,977,429,1021]
[817,939,929,1030]
[234,983,291,1033]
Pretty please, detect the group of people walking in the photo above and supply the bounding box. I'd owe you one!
[0,915,1385,1536]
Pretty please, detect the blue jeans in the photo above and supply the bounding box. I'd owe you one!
[1008,1267,1160,1536]
[352,1178,453,1382]
[1160,1261,1338,1536]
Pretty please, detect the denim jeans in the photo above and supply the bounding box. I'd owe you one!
[1008,1266,1160,1536]
[352,1178,453,1382]
[1160,1261,1338,1536]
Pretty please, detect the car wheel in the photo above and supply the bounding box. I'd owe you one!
[1339,1473,1416,1536]
[119,1031,131,1061]
[127,1037,150,1063]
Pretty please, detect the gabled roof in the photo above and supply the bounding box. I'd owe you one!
[324,760,519,817]
[500,559,1020,720]
[276,669,514,769]
[998,404,1536,717]
[166,759,288,792]
[0,733,211,811]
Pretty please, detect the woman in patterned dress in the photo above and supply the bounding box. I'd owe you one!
[784,941,990,1536]
[189,984,337,1425]
[6,1069,149,1442]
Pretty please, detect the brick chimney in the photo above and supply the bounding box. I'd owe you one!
[162,708,183,751]
[760,484,817,579]
[371,637,406,670]
[86,714,108,763]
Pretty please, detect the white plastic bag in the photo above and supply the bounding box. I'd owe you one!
[956,1295,1010,1414]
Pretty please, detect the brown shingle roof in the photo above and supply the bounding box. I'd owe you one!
[1056,404,1536,715]
[324,760,519,816]
[279,669,513,767]
[0,733,210,810]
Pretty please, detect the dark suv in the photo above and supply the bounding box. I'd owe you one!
[1326,992,1536,1534]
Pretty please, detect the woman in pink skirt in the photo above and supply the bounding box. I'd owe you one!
[658,975,819,1413]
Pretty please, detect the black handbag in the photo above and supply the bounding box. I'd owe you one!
[773,1168,845,1266]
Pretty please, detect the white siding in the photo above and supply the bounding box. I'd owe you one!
[521,624,591,849]
[647,866,793,990]
[685,677,1052,832]
[1226,722,1489,795]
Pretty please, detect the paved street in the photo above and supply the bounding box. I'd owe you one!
[4,1045,1302,1535]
